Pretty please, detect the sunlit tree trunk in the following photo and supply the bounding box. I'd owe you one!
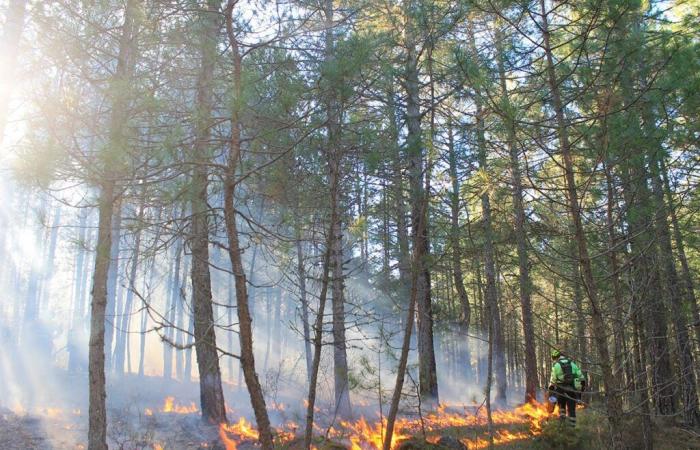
[539,0,623,443]
[321,0,352,419]
[494,33,537,403]
[88,1,138,447]
[222,2,273,445]
[467,25,506,404]
[303,220,334,449]
[405,5,438,405]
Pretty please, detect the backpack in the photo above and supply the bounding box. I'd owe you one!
[558,359,575,386]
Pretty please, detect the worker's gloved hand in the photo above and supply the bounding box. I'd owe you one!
[548,385,555,392]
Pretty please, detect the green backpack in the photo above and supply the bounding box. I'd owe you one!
[558,359,575,386]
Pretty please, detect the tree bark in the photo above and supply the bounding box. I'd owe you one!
[383,203,423,450]
[650,152,699,425]
[296,229,313,382]
[446,120,472,382]
[88,0,138,447]
[223,2,274,446]
[104,201,122,372]
[189,0,226,425]
[114,195,146,375]
[405,9,438,405]
[539,0,623,443]
[321,0,353,419]
[303,223,334,449]
[660,157,700,349]
[494,33,537,403]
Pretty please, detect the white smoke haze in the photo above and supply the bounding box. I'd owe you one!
[0,168,531,449]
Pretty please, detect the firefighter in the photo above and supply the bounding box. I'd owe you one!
[548,349,584,427]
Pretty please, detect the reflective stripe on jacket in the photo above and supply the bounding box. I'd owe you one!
[550,357,583,390]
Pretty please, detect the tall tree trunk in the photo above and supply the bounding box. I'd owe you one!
[660,157,700,349]
[384,87,410,295]
[405,10,438,405]
[114,196,146,375]
[223,3,273,446]
[382,201,423,450]
[303,222,334,449]
[164,238,183,379]
[494,34,537,403]
[632,304,654,450]
[321,0,353,419]
[603,161,632,390]
[104,201,122,372]
[88,1,138,447]
[296,229,313,382]
[189,0,226,425]
[446,120,472,383]
[176,252,189,380]
[467,25,506,404]
[650,152,699,425]
[69,207,90,372]
[539,0,623,443]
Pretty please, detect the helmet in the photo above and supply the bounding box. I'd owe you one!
[550,349,561,359]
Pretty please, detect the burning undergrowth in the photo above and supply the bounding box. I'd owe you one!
[1,382,550,450]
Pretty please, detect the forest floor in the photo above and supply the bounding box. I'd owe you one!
[1,370,700,449]
[2,403,700,450]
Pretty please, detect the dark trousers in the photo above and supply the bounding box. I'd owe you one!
[555,385,577,426]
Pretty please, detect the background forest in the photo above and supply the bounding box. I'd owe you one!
[0,0,699,449]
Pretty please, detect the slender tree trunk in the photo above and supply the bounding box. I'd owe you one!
[89,182,115,450]
[176,253,189,380]
[494,35,537,403]
[467,25,506,404]
[40,204,61,312]
[320,0,353,419]
[661,158,700,348]
[446,120,472,383]
[603,162,632,391]
[88,1,138,447]
[189,0,226,424]
[69,207,90,372]
[303,224,334,449]
[650,153,699,425]
[383,214,422,450]
[405,14,438,405]
[632,305,654,450]
[104,201,122,372]
[114,196,145,375]
[296,230,313,382]
[164,239,183,379]
[539,0,623,442]
[223,3,273,446]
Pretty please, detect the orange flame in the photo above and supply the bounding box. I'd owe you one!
[161,396,198,414]
[214,401,550,450]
